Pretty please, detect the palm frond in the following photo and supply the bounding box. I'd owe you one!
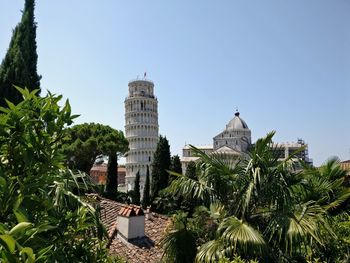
[160,213,197,263]
[196,239,226,263]
[166,170,215,202]
[218,216,267,255]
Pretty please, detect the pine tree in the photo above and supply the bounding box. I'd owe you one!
[142,165,151,208]
[104,154,118,197]
[151,135,171,200]
[0,0,41,107]
[133,171,141,205]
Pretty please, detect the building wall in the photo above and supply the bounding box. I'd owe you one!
[125,79,159,191]
[90,165,126,186]
[340,161,350,176]
[213,129,251,152]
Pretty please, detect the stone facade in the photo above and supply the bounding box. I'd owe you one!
[181,111,251,172]
[181,111,313,172]
[89,165,126,185]
[124,79,159,191]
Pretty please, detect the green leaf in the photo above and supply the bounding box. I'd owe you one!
[0,176,6,188]
[37,245,53,260]
[0,234,16,253]
[14,209,28,223]
[20,247,35,262]
[9,222,33,236]
[0,223,8,234]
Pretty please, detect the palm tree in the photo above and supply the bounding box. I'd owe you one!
[160,212,197,263]
[164,132,349,262]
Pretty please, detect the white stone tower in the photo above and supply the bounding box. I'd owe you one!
[124,78,159,191]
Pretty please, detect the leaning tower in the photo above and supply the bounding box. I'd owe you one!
[124,78,159,191]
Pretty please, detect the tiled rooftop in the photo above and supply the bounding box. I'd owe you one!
[97,196,169,263]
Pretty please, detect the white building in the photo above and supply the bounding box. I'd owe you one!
[273,139,312,165]
[181,111,312,171]
[124,78,159,191]
[181,111,251,171]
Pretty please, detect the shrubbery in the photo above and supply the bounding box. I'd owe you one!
[0,88,122,262]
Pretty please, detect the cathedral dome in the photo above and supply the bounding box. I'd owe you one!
[226,112,249,130]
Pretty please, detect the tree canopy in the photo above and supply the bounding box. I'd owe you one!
[62,123,128,174]
[162,132,350,262]
[0,0,41,107]
[151,135,171,201]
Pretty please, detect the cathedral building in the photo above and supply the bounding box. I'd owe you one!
[181,111,251,171]
[181,111,312,171]
[124,78,159,191]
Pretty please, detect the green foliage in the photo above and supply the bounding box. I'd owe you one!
[163,131,350,262]
[186,161,197,179]
[151,135,171,201]
[0,0,41,107]
[104,153,118,197]
[142,165,151,208]
[160,212,197,263]
[218,256,259,263]
[133,171,141,205]
[0,88,117,262]
[62,123,128,173]
[170,155,182,180]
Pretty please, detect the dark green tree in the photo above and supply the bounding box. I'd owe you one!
[185,161,197,179]
[171,155,183,174]
[0,0,41,107]
[151,135,171,200]
[104,153,118,197]
[133,171,141,205]
[142,165,151,208]
[62,123,128,174]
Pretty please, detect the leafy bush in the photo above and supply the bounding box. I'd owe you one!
[0,88,120,262]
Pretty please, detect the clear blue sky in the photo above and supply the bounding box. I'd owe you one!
[1,0,349,165]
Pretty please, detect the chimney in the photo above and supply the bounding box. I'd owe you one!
[145,206,152,220]
[117,205,145,241]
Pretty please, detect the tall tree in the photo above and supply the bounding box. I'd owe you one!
[185,161,197,179]
[151,135,171,200]
[142,165,151,208]
[133,171,141,205]
[105,154,118,197]
[171,155,183,174]
[0,0,41,107]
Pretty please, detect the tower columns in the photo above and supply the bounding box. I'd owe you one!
[124,79,159,192]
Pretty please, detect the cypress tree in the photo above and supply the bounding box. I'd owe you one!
[151,135,171,200]
[186,161,197,180]
[133,170,141,205]
[142,165,151,208]
[170,155,182,182]
[0,0,41,107]
[171,155,182,174]
[104,154,118,197]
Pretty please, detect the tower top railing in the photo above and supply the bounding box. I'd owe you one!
[128,78,154,85]
[125,95,157,100]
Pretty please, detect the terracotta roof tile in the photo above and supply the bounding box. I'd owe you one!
[97,197,169,263]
